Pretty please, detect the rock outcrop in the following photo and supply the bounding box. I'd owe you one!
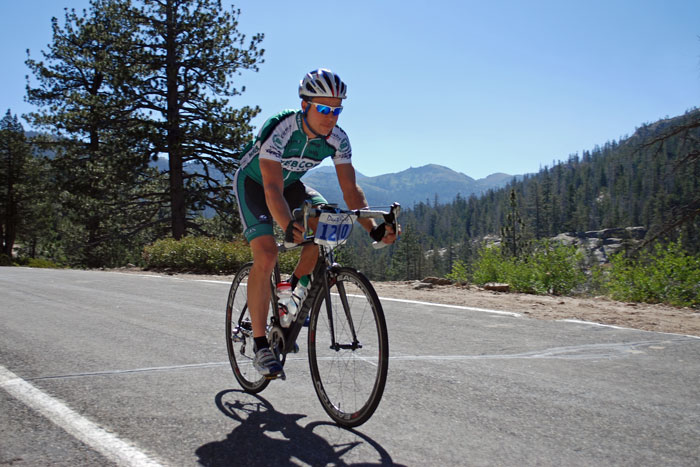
[552,227,646,264]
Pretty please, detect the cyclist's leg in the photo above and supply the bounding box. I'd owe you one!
[233,170,278,339]
[226,262,271,393]
[248,235,277,338]
[245,236,285,377]
[296,244,319,278]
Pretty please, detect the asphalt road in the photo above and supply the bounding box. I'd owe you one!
[1,267,699,466]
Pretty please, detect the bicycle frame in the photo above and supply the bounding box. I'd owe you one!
[270,241,339,357]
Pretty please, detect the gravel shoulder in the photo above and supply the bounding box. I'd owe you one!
[110,268,700,337]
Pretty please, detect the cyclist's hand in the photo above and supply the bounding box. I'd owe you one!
[369,222,400,245]
[383,223,400,244]
[285,220,305,245]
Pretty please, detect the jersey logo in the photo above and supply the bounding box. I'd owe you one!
[282,159,320,171]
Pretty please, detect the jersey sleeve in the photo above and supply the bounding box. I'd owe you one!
[257,112,296,163]
[329,126,352,165]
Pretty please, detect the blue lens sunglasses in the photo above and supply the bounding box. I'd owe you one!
[312,102,343,116]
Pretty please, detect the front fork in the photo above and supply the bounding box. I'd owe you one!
[324,264,362,351]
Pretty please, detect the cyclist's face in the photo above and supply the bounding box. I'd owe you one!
[302,97,342,137]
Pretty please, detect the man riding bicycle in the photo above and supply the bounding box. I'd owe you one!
[233,68,399,378]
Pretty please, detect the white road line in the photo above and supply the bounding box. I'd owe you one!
[0,365,167,467]
[366,296,522,317]
[559,319,700,339]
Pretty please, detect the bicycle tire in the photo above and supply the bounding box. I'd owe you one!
[225,262,271,393]
[307,267,389,427]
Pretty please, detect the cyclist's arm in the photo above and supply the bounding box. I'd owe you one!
[336,163,399,244]
[259,159,304,242]
[335,163,377,232]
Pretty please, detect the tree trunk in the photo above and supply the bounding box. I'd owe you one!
[2,202,17,258]
[2,149,16,257]
[166,0,186,239]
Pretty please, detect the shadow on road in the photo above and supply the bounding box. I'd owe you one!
[195,389,403,466]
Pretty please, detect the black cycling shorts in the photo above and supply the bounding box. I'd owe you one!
[233,169,327,242]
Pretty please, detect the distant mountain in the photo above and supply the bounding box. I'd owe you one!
[301,164,517,208]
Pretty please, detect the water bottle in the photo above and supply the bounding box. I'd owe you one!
[276,281,293,327]
[279,282,309,327]
[291,276,310,326]
[291,283,308,313]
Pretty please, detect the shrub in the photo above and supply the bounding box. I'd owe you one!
[605,240,700,308]
[469,241,586,296]
[0,254,13,266]
[470,245,505,285]
[25,258,63,269]
[445,259,469,283]
[143,237,252,273]
[142,236,303,275]
[527,241,587,295]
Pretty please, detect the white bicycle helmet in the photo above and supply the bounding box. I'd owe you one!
[299,68,347,100]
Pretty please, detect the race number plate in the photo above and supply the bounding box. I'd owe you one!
[314,212,357,248]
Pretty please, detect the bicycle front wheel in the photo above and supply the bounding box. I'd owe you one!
[308,267,389,427]
[225,262,270,393]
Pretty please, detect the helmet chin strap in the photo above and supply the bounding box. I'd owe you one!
[302,102,331,139]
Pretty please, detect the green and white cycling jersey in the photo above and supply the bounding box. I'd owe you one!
[238,109,352,186]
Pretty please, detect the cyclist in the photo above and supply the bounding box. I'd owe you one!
[233,68,399,378]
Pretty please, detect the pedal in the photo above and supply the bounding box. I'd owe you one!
[264,371,286,381]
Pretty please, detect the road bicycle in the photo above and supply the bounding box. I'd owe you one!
[225,202,400,427]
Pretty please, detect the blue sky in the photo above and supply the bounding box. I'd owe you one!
[1,0,698,179]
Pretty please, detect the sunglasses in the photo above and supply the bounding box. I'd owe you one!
[311,102,343,116]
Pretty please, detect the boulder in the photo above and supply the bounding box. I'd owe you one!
[484,283,510,292]
[422,277,453,285]
[553,226,646,265]
[478,226,647,266]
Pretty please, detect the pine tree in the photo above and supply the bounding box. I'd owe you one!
[125,0,264,238]
[500,188,527,258]
[0,111,31,258]
[636,110,700,250]
[26,1,164,267]
[388,227,424,280]
[26,0,264,258]
[0,111,55,260]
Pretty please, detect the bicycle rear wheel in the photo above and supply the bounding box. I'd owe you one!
[308,267,389,427]
[226,262,270,393]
